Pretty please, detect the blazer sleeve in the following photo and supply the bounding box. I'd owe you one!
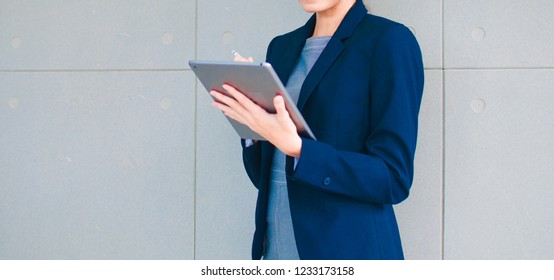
[241,139,262,189]
[287,25,424,205]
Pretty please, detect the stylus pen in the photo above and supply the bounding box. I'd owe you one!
[232,50,244,59]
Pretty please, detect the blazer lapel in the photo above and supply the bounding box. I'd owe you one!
[296,38,343,111]
[296,0,368,111]
[271,16,316,86]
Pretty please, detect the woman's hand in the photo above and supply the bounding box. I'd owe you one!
[210,84,302,158]
[233,55,254,63]
[232,50,254,63]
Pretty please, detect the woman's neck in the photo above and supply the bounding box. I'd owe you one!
[312,0,356,37]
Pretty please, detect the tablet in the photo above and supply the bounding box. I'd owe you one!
[189,60,316,140]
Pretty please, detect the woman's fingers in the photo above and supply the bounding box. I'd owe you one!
[210,97,246,124]
[274,95,290,123]
[222,84,264,114]
[274,95,297,131]
[210,90,238,108]
[211,85,300,151]
[233,56,254,63]
[210,90,250,123]
[210,86,268,129]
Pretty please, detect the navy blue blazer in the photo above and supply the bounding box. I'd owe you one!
[242,0,424,260]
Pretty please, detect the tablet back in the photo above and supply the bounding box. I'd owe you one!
[189,60,315,140]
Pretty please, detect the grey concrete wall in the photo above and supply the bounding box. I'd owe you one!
[1,0,553,259]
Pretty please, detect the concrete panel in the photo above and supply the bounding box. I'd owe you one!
[444,70,554,259]
[395,70,443,260]
[444,0,554,68]
[366,0,442,69]
[197,0,309,62]
[0,0,195,70]
[0,71,195,259]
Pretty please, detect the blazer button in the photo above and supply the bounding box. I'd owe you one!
[323,177,331,186]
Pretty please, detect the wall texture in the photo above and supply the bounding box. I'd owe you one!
[1,0,553,259]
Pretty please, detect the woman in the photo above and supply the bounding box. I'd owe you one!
[210,0,424,259]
